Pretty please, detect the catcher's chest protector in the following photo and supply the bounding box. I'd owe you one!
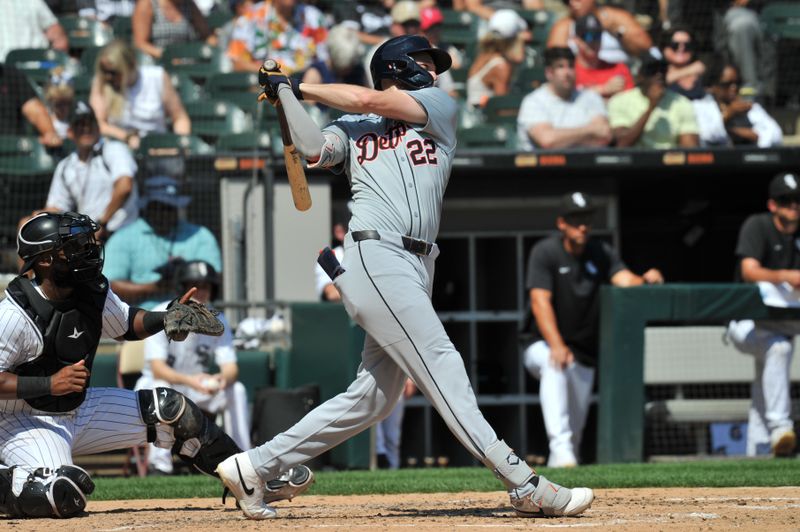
[6,276,107,412]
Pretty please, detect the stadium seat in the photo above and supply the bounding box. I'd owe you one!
[72,73,93,102]
[138,133,214,157]
[0,135,56,175]
[458,124,515,150]
[160,42,226,80]
[112,16,133,41]
[6,48,72,87]
[216,132,272,154]
[80,46,102,74]
[483,94,523,125]
[440,9,481,62]
[511,65,545,94]
[185,99,253,139]
[170,73,206,104]
[761,2,800,40]
[59,15,114,51]
[205,72,263,114]
[206,8,234,31]
[514,10,555,45]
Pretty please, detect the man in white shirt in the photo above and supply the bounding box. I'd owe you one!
[517,47,611,151]
[0,0,68,62]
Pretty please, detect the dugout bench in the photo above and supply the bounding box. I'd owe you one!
[598,284,800,464]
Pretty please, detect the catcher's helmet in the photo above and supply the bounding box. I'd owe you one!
[370,35,452,90]
[176,260,220,299]
[18,212,104,282]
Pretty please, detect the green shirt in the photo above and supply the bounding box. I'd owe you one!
[608,87,699,149]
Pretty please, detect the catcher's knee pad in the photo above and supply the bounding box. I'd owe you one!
[138,387,241,477]
[0,466,88,518]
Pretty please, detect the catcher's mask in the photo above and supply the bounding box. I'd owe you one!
[370,35,452,90]
[18,212,104,283]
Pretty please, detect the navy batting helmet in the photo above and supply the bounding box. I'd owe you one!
[176,260,220,299]
[18,212,104,282]
[370,35,452,90]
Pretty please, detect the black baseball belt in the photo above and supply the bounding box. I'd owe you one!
[351,230,435,257]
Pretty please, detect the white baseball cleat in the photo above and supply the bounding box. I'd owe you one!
[263,465,315,503]
[771,428,796,457]
[216,453,276,519]
[509,475,594,517]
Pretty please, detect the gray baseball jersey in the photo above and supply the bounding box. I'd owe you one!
[248,86,525,483]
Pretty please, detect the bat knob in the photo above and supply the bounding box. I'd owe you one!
[263,59,279,72]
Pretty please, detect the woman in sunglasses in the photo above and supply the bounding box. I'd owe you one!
[660,25,705,101]
[691,56,781,148]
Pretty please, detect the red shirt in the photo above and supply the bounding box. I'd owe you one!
[575,61,634,93]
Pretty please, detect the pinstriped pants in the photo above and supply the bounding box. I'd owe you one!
[0,387,172,469]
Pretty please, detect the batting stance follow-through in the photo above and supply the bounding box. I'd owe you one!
[0,212,311,518]
[216,35,594,519]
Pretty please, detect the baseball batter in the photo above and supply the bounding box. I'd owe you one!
[217,35,594,520]
[0,212,309,518]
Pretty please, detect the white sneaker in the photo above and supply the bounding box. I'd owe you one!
[510,475,594,517]
[771,428,797,457]
[264,465,315,503]
[216,453,276,519]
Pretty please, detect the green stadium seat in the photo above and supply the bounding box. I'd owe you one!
[511,65,545,94]
[205,72,262,114]
[169,72,206,104]
[513,10,555,45]
[206,9,233,30]
[761,2,800,40]
[441,9,480,32]
[440,9,481,61]
[483,94,523,124]
[112,17,133,40]
[0,135,56,175]
[138,133,214,157]
[72,73,93,102]
[160,42,226,80]
[80,46,102,74]
[216,132,272,154]
[458,124,515,149]
[6,48,72,87]
[185,99,253,139]
[59,15,114,51]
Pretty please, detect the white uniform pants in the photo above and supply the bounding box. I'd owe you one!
[727,320,796,455]
[523,341,595,467]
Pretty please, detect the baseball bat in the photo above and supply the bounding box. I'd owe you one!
[262,59,312,212]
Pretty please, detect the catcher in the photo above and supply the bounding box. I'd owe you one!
[0,212,307,518]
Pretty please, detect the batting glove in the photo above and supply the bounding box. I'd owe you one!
[258,62,303,104]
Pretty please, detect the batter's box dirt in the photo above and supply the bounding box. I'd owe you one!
[2,487,799,531]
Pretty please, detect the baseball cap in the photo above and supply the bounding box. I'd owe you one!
[139,176,191,209]
[769,172,800,199]
[391,1,421,25]
[488,9,527,40]
[574,13,603,44]
[69,100,96,127]
[560,191,597,215]
[420,7,444,31]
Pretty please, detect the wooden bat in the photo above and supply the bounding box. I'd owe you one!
[262,59,312,211]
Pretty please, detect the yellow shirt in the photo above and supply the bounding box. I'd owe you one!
[608,87,699,149]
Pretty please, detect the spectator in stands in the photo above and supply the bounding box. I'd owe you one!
[725,172,799,458]
[0,0,68,62]
[421,6,463,70]
[89,39,191,150]
[661,25,705,101]
[455,0,550,20]
[466,9,528,108]
[517,47,610,150]
[77,0,137,22]
[692,58,782,148]
[522,191,663,467]
[608,53,699,149]
[572,12,633,100]
[330,0,394,47]
[136,260,250,475]
[132,0,215,60]
[103,175,222,309]
[547,0,654,65]
[44,69,76,141]
[0,64,62,148]
[227,0,329,74]
[301,24,367,88]
[37,102,139,241]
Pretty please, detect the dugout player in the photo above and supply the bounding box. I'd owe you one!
[216,35,595,520]
[726,172,799,457]
[522,192,663,467]
[0,212,308,518]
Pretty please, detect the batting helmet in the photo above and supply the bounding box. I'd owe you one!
[176,260,220,299]
[370,35,452,90]
[18,212,104,282]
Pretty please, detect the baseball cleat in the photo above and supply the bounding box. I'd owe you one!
[216,453,276,519]
[771,428,797,457]
[263,465,315,503]
[509,475,594,517]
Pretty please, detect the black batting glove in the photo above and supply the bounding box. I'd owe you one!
[258,62,303,104]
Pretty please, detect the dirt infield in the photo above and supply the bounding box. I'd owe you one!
[3,487,799,530]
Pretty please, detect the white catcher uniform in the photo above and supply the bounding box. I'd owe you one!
[0,283,176,469]
[136,302,250,472]
[248,86,534,485]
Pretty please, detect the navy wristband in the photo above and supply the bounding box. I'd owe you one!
[16,375,51,399]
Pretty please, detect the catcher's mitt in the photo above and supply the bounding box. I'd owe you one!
[164,298,224,341]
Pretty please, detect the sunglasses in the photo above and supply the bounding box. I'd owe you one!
[716,79,739,88]
[668,40,694,52]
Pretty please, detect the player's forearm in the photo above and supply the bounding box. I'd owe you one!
[0,372,20,399]
[531,298,566,349]
[532,124,595,150]
[220,362,238,385]
[297,82,377,112]
[743,265,795,284]
[151,360,190,386]
[614,107,654,147]
[276,85,325,158]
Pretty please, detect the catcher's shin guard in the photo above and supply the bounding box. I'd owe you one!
[138,387,242,476]
[0,466,89,518]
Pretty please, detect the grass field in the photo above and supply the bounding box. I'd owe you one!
[91,458,800,501]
